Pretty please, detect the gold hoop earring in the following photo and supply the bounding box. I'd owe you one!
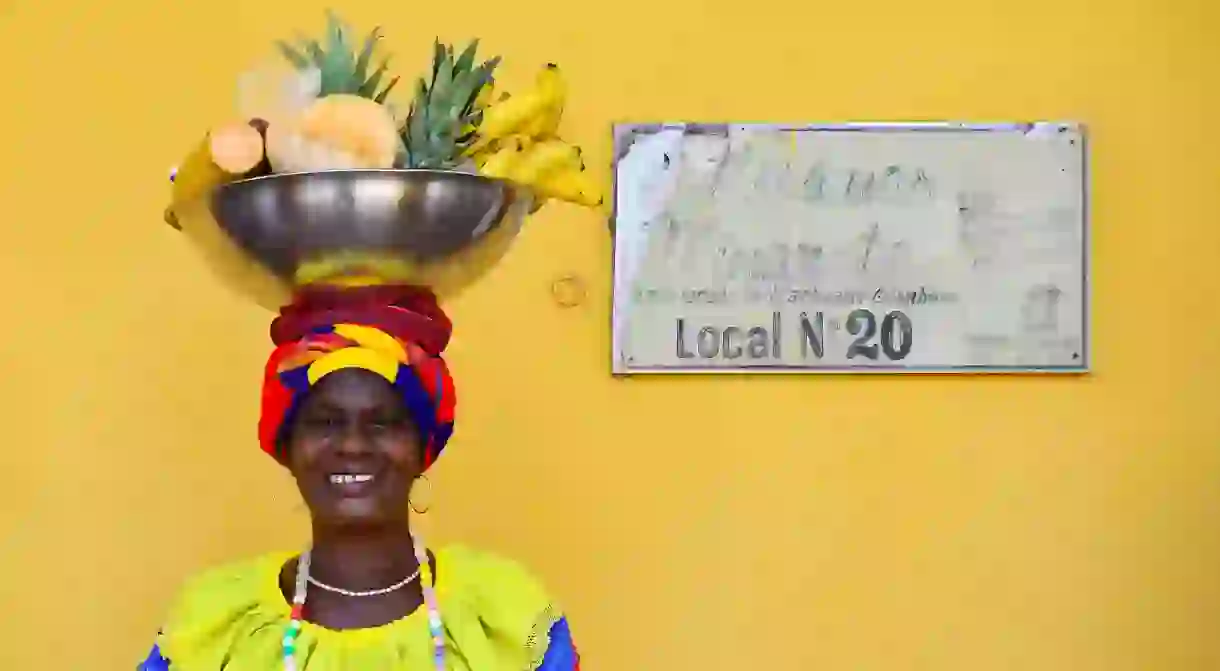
[409,473,432,515]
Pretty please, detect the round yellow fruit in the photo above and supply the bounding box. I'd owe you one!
[266,94,400,172]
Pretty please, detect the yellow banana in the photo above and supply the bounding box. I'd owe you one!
[506,133,536,151]
[473,94,548,144]
[462,82,500,137]
[169,126,252,213]
[534,164,604,208]
[505,139,581,186]
[471,64,565,147]
[519,64,566,139]
[473,81,497,111]
[471,134,534,167]
[477,138,526,179]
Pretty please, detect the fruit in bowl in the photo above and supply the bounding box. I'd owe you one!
[262,19,406,171]
[164,11,606,308]
[266,94,401,171]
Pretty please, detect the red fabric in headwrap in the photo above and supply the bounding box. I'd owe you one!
[259,286,456,467]
[270,285,452,354]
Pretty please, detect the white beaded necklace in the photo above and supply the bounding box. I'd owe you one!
[307,565,421,597]
[282,536,445,671]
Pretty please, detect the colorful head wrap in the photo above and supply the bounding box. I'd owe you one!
[259,286,456,469]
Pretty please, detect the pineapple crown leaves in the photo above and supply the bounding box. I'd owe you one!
[402,39,500,168]
[275,11,400,103]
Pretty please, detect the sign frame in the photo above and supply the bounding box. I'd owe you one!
[609,121,1092,376]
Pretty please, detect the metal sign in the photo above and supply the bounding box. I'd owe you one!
[611,122,1090,374]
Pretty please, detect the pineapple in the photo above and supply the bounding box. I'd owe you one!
[268,12,404,171]
[402,41,500,169]
[276,11,400,103]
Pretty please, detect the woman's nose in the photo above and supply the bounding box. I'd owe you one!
[334,422,375,455]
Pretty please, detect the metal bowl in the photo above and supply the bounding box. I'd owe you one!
[169,169,532,310]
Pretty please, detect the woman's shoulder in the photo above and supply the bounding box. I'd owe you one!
[435,544,581,670]
[153,553,291,665]
[169,551,289,610]
[435,544,562,624]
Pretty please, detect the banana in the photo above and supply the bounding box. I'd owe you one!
[477,138,527,179]
[471,134,533,167]
[504,133,536,152]
[519,64,566,139]
[473,81,497,111]
[472,94,547,145]
[471,64,565,148]
[534,164,604,208]
[505,138,581,186]
[171,138,227,208]
[461,82,499,137]
[170,125,253,211]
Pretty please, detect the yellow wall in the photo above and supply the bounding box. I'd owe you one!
[0,1,1217,669]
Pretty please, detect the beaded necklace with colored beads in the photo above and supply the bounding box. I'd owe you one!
[283,536,446,671]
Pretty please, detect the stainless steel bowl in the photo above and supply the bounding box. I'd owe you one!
[169,169,532,310]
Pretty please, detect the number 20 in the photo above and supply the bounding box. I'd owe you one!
[846,309,913,361]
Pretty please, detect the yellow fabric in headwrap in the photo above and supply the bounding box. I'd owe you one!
[332,324,409,359]
[156,545,563,671]
[305,323,410,385]
[307,348,398,384]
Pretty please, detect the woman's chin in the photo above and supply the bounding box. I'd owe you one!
[317,499,401,528]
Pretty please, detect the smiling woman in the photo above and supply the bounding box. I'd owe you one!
[138,286,581,671]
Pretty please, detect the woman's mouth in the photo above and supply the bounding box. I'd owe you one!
[327,473,377,496]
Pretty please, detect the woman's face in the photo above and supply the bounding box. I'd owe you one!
[286,368,423,528]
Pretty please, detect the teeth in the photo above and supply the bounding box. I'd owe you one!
[329,474,374,485]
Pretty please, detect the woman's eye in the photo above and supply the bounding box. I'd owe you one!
[303,417,342,432]
[368,418,400,431]
[298,416,404,437]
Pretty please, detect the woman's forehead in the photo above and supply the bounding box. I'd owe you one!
[303,369,400,410]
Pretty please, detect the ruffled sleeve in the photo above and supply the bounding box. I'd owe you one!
[154,553,294,670]
[435,545,582,670]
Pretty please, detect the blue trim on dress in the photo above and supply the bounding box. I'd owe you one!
[538,616,580,670]
[137,642,171,670]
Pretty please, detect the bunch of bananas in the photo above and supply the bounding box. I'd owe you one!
[467,64,603,209]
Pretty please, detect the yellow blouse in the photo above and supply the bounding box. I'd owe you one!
[145,544,579,671]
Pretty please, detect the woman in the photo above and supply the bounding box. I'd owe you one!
[139,287,581,670]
